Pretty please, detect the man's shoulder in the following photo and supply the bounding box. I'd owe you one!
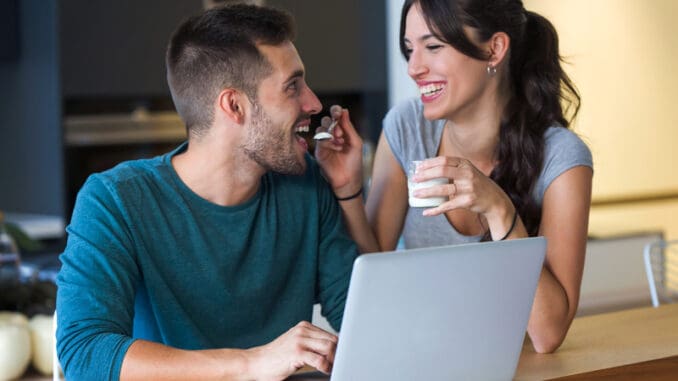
[99,156,164,183]
[82,154,170,202]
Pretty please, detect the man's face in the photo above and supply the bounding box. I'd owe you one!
[240,41,321,175]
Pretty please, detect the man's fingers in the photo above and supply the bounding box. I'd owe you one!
[300,350,333,374]
[301,337,337,363]
[293,321,338,342]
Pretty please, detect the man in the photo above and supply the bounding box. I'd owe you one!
[56,4,358,380]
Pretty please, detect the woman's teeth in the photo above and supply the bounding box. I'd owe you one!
[420,83,444,97]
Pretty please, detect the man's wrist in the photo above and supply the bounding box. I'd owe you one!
[242,347,261,380]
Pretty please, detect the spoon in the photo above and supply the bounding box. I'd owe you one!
[313,119,338,141]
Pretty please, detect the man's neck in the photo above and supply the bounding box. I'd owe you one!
[171,138,265,207]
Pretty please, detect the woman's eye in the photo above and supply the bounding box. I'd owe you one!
[426,44,443,51]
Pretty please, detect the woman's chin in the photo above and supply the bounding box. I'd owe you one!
[422,105,445,121]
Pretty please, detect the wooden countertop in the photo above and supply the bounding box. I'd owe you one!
[28,304,678,380]
[515,303,678,380]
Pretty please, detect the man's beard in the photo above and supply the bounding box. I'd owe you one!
[241,102,306,175]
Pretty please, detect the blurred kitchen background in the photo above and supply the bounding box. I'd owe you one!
[1,0,677,313]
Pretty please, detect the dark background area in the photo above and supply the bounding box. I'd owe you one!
[0,0,387,228]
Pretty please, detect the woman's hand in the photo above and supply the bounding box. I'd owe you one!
[412,156,518,239]
[314,105,364,198]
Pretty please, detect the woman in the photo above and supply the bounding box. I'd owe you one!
[317,0,592,353]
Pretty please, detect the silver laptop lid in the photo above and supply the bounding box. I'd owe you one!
[330,237,546,381]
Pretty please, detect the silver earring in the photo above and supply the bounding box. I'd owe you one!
[486,64,497,76]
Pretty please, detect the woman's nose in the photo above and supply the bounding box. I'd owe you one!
[407,51,428,79]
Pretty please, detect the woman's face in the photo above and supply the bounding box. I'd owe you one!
[403,4,490,121]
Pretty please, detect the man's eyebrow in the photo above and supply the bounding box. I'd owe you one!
[284,69,304,84]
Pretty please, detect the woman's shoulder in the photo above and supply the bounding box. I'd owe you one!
[532,127,593,204]
[384,97,424,123]
[383,97,441,135]
[543,126,592,165]
[382,97,444,166]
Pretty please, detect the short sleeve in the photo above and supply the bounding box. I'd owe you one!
[534,127,594,203]
[382,99,413,171]
[382,98,446,171]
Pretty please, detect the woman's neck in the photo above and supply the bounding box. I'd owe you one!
[439,87,508,172]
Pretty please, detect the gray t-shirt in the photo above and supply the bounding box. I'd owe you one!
[383,97,593,249]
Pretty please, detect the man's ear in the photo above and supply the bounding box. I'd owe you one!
[487,31,510,68]
[217,88,247,124]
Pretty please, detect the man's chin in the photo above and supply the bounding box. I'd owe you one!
[270,158,306,176]
[280,161,306,176]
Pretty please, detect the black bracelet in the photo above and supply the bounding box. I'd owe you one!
[335,187,363,201]
[497,210,518,241]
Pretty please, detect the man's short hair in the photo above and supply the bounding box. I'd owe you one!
[166,4,295,135]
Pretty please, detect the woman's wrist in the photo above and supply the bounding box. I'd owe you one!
[333,182,364,201]
[495,209,518,241]
[485,200,517,240]
[335,187,363,201]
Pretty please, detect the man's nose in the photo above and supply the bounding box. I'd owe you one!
[302,85,322,115]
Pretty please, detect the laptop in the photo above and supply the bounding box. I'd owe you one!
[289,237,546,381]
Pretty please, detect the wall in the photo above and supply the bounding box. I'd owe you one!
[60,0,202,100]
[0,1,388,219]
[523,0,678,240]
[0,0,63,216]
[387,0,418,108]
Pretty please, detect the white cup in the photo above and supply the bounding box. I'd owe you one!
[407,160,449,207]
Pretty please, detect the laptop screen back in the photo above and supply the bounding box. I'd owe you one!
[330,237,546,381]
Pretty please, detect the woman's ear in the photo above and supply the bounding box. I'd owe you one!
[487,31,510,68]
[217,88,246,124]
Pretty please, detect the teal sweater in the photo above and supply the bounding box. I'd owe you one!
[56,144,357,380]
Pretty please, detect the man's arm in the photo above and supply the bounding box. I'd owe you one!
[58,176,339,379]
[120,321,337,380]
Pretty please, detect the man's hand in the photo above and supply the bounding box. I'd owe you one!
[314,105,364,198]
[246,321,338,381]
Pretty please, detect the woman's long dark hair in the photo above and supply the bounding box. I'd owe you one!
[400,0,580,236]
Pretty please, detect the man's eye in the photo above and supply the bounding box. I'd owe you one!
[287,81,299,93]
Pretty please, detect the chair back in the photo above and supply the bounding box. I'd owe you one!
[643,240,678,307]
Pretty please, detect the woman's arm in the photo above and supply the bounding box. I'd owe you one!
[414,158,592,352]
[321,132,409,253]
[528,165,593,353]
[364,132,410,252]
[315,108,409,253]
